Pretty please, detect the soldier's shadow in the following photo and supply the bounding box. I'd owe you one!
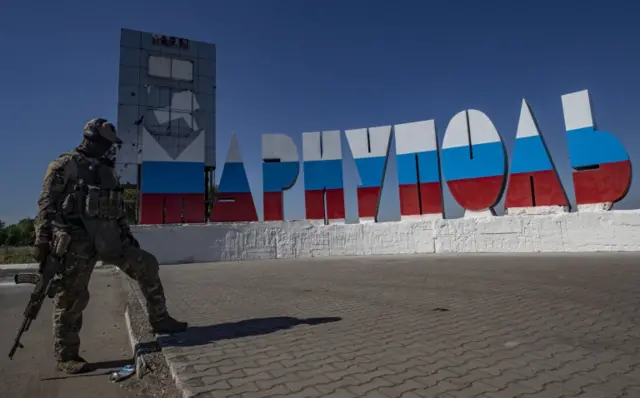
[157,316,342,348]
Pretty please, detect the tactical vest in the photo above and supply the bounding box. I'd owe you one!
[59,151,124,221]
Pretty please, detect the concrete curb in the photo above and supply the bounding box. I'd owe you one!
[121,279,148,379]
[118,269,155,379]
[117,268,186,397]
[123,306,142,375]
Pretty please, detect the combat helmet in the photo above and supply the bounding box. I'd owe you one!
[83,118,123,144]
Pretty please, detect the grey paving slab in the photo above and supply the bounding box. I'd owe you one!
[153,253,640,397]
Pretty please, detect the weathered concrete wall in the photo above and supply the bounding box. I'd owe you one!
[131,210,640,265]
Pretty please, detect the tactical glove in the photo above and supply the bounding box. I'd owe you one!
[32,242,50,264]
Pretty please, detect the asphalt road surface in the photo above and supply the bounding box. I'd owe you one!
[0,269,136,398]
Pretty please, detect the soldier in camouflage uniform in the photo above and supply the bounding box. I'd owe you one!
[33,118,188,374]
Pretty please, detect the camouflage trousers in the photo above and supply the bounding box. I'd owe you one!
[52,236,168,361]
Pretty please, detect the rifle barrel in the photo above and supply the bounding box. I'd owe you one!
[8,254,62,359]
[8,317,29,359]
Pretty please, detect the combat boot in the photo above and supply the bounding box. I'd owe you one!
[150,315,188,334]
[56,355,90,374]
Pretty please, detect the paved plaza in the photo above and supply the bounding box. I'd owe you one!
[148,253,640,397]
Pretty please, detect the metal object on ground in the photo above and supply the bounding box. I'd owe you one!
[110,364,135,382]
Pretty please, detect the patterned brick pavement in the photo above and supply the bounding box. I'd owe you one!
[150,253,640,397]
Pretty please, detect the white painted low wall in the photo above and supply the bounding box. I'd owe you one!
[131,210,640,265]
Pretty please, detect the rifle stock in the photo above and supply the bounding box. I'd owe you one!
[8,255,62,360]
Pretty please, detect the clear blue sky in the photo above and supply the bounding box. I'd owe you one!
[1,0,639,224]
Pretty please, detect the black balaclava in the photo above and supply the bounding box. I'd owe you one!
[76,135,114,160]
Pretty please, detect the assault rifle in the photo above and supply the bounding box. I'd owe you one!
[8,254,63,359]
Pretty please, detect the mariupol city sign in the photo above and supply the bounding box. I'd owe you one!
[209,90,632,225]
[117,30,632,225]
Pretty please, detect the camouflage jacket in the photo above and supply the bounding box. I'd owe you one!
[34,151,130,245]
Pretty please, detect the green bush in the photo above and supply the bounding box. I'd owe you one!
[0,218,35,247]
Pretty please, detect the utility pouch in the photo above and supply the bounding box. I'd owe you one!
[110,189,124,218]
[98,191,110,218]
[85,185,101,218]
[52,231,72,257]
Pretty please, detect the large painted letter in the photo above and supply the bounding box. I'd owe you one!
[345,125,392,223]
[302,130,345,224]
[441,110,507,216]
[561,90,632,210]
[262,134,300,221]
[210,133,258,222]
[505,100,569,214]
[394,120,444,220]
[139,127,205,225]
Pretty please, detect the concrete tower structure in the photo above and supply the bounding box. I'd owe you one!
[116,28,216,224]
